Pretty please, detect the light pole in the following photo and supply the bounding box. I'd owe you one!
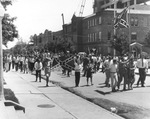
[0,2,5,101]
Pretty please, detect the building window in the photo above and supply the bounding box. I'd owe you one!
[98,31,102,41]
[131,32,137,41]
[95,18,97,26]
[131,17,138,26]
[134,17,138,26]
[99,17,102,24]
[92,19,95,26]
[95,33,97,41]
[88,21,90,29]
[90,20,92,27]
[92,33,94,42]
[88,34,90,42]
[90,34,92,42]
[131,17,134,26]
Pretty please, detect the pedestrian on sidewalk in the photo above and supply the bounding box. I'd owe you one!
[34,58,43,82]
[103,56,112,87]
[109,58,118,92]
[136,53,148,87]
[44,57,52,86]
[86,60,94,86]
[74,57,81,87]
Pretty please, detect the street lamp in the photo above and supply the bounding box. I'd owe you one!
[0,2,5,101]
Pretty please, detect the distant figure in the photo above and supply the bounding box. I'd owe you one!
[136,54,148,87]
[103,56,112,87]
[109,58,118,92]
[34,59,43,82]
[44,57,52,86]
[74,58,81,87]
[86,60,94,86]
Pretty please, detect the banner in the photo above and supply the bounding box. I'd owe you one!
[114,7,129,29]
[51,55,75,71]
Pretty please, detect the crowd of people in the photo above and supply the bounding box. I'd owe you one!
[3,51,149,92]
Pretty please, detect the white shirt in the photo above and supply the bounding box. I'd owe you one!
[136,58,148,69]
[109,62,118,73]
[34,62,43,70]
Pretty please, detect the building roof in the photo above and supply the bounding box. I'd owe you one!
[83,13,96,20]
[106,8,150,15]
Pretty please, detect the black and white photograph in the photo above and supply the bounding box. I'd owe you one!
[1,0,150,119]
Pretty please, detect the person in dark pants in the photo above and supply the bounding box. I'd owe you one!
[74,58,81,87]
[136,54,148,87]
[82,56,89,77]
[34,59,43,82]
[117,57,129,91]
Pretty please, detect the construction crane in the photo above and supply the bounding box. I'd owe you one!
[79,0,86,17]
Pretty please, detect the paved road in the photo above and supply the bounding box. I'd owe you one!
[43,68,150,119]
[48,69,150,109]
[4,70,123,119]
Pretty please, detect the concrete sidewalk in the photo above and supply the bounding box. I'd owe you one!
[3,70,123,119]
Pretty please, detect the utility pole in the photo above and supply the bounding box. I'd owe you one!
[61,13,66,51]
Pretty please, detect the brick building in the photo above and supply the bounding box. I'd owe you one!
[32,0,150,56]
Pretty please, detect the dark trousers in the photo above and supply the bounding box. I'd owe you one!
[36,70,41,82]
[15,63,18,71]
[75,72,80,87]
[137,68,146,86]
[117,70,128,90]
[8,62,11,71]
[12,61,15,69]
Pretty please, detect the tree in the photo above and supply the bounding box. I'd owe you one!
[111,34,129,56]
[11,41,27,55]
[1,0,18,46]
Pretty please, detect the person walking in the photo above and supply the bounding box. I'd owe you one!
[34,58,43,82]
[128,57,136,90]
[82,55,89,77]
[136,54,148,87]
[109,58,118,92]
[103,56,112,87]
[74,57,81,87]
[44,57,52,86]
[117,56,129,91]
[86,60,94,86]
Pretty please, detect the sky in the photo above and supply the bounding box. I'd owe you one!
[6,0,94,48]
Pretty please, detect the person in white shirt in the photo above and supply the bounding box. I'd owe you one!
[34,59,43,82]
[74,57,81,87]
[103,56,112,87]
[109,58,118,92]
[136,54,148,87]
